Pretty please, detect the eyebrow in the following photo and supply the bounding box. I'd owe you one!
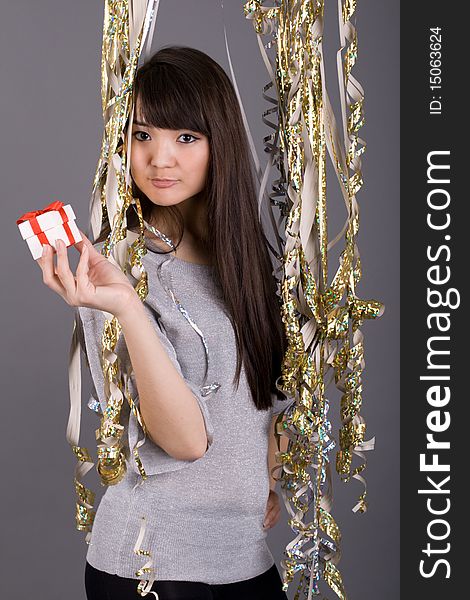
[131,121,201,135]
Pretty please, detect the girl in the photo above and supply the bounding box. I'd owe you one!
[37,46,290,599]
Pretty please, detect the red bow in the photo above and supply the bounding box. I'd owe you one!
[16,200,68,226]
[17,200,75,247]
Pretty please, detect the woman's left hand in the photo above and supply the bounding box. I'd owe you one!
[263,489,281,530]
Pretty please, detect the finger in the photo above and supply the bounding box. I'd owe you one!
[267,514,281,529]
[264,502,280,522]
[266,495,278,511]
[76,243,89,272]
[263,508,281,529]
[38,244,67,296]
[74,228,98,255]
[76,245,91,292]
[263,516,272,529]
[74,230,105,269]
[263,507,274,527]
[54,239,77,300]
[73,229,89,251]
[264,506,275,522]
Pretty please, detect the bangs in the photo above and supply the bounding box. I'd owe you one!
[134,64,210,137]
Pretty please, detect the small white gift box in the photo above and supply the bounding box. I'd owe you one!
[17,201,82,260]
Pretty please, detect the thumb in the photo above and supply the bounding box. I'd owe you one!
[74,228,100,255]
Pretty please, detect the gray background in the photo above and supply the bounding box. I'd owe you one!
[0,1,399,598]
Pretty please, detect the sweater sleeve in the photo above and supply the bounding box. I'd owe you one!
[74,303,215,477]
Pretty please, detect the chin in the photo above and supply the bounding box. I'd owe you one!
[145,192,186,207]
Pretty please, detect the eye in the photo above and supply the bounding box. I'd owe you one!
[178,133,199,143]
[132,131,150,141]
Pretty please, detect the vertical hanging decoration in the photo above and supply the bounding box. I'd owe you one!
[64,0,384,597]
[243,1,384,598]
[66,1,161,596]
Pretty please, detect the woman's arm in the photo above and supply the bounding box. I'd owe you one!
[36,234,208,462]
[117,293,208,462]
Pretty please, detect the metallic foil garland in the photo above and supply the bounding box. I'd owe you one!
[243,1,384,598]
[64,1,384,598]
[66,1,161,596]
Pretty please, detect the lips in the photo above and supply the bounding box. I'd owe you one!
[151,179,178,188]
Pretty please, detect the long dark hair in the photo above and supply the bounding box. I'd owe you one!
[95,45,286,411]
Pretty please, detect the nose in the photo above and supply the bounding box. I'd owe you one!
[149,138,177,168]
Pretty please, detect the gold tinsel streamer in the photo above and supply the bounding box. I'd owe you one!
[65,1,383,597]
[66,1,160,596]
[244,1,384,598]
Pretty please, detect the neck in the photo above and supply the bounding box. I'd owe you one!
[143,193,212,262]
[149,192,207,242]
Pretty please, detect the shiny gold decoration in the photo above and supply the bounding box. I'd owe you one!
[66,1,160,596]
[64,1,384,597]
[245,1,384,597]
[72,445,96,531]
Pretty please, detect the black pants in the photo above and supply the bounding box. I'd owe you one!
[85,560,288,600]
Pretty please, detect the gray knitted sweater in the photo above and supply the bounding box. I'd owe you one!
[75,236,291,584]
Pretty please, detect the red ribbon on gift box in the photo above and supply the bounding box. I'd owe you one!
[16,200,75,247]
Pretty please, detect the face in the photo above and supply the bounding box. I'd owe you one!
[129,100,210,212]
